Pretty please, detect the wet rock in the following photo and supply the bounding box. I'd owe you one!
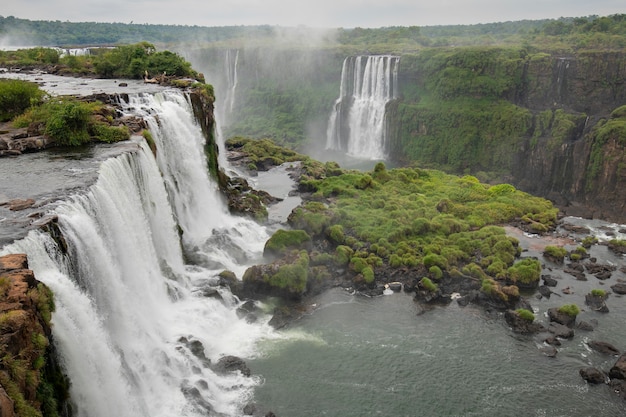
[587,340,621,356]
[538,285,554,299]
[611,283,626,295]
[585,292,609,313]
[2,198,36,211]
[214,355,251,377]
[504,310,545,334]
[243,403,257,415]
[609,379,626,400]
[577,320,597,331]
[178,337,211,367]
[547,307,577,327]
[543,336,561,346]
[579,367,607,384]
[181,385,214,413]
[548,322,575,339]
[609,353,626,380]
[539,345,558,357]
[542,275,558,287]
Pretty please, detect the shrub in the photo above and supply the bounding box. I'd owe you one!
[429,265,443,280]
[558,304,580,317]
[327,224,345,244]
[362,266,375,284]
[507,258,541,285]
[419,277,438,292]
[590,289,607,297]
[515,308,535,322]
[264,229,311,257]
[0,79,46,122]
[335,245,354,266]
[90,123,130,143]
[543,245,568,262]
[265,251,309,294]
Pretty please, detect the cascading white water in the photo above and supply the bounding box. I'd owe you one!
[223,49,239,123]
[122,92,268,275]
[326,55,400,160]
[1,90,274,417]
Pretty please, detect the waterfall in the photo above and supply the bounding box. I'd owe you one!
[1,90,273,417]
[326,55,400,160]
[223,49,239,123]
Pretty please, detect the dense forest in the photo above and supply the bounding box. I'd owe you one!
[2,14,626,50]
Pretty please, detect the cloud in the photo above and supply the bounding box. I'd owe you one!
[1,0,624,28]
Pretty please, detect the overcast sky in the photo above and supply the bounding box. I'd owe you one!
[1,0,624,28]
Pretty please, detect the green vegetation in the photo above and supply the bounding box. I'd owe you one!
[264,251,310,295]
[419,277,438,292]
[287,158,555,292]
[507,258,541,287]
[225,137,307,169]
[515,308,535,322]
[0,42,201,81]
[0,79,46,122]
[12,98,130,146]
[558,303,581,317]
[543,245,568,262]
[264,229,311,257]
[590,289,607,297]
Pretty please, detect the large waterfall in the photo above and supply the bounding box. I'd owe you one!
[1,90,273,417]
[325,55,400,160]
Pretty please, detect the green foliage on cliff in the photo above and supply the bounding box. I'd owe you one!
[265,251,310,294]
[0,79,47,122]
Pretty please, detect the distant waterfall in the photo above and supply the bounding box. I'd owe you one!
[222,49,239,126]
[2,90,272,417]
[326,55,400,160]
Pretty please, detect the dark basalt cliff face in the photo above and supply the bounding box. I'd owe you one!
[511,53,626,222]
[392,51,626,223]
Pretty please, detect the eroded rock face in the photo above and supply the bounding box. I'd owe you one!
[0,254,53,416]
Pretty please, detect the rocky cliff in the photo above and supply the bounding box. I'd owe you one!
[0,254,69,417]
[391,49,626,223]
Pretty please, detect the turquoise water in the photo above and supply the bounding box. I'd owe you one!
[250,287,626,417]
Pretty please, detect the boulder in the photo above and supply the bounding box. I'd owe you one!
[585,293,609,313]
[587,340,620,356]
[548,322,575,339]
[609,379,626,400]
[547,307,577,327]
[542,275,558,287]
[609,353,626,380]
[579,367,607,384]
[214,355,251,377]
[611,283,626,295]
[504,310,545,334]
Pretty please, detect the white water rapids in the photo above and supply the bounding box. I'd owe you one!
[1,90,274,417]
